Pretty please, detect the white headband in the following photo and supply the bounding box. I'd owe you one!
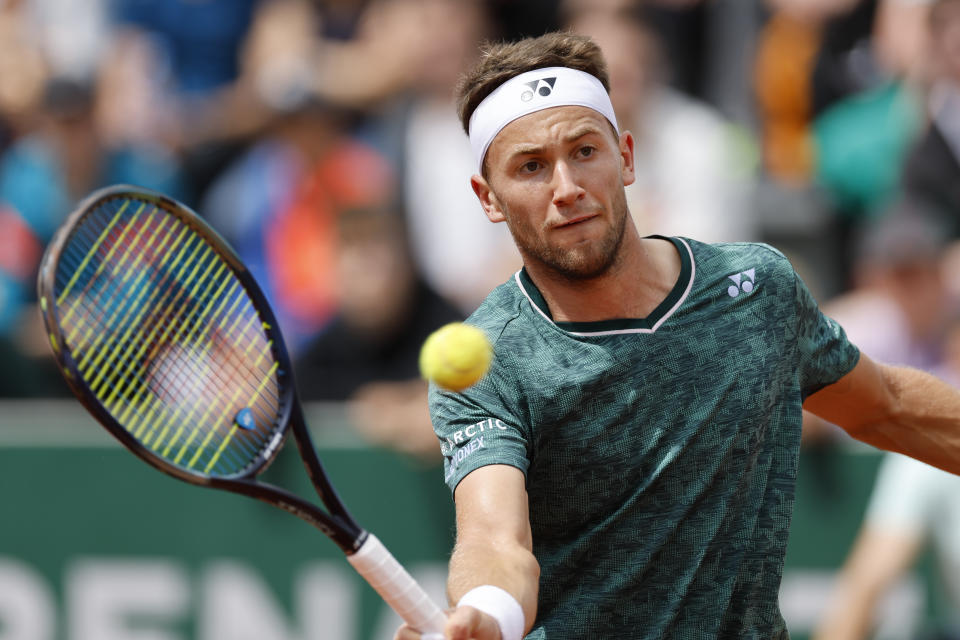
[468,66,619,172]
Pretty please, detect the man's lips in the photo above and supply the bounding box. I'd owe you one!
[552,212,600,229]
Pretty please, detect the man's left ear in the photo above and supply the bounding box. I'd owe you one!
[619,131,636,187]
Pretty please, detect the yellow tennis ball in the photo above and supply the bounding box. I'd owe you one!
[419,322,492,391]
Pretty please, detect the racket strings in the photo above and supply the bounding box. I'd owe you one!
[59,213,246,399]
[80,208,280,468]
[52,197,286,477]
[58,203,279,473]
[55,208,270,458]
[58,225,274,468]
[62,221,212,392]
[59,201,277,395]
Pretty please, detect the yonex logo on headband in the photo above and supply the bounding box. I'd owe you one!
[468,66,619,172]
[521,77,557,101]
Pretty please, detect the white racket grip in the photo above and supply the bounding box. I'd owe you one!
[347,533,447,639]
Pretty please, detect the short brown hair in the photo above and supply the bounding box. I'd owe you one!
[454,31,611,135]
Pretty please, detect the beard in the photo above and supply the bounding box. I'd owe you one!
[502,187,630,281]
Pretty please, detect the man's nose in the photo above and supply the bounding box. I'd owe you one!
[551,161,585,206]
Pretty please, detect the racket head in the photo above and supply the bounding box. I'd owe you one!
[37,185,297,484]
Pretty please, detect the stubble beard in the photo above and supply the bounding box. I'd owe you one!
[505,188,631,282]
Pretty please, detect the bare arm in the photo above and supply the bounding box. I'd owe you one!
[803,353,960,474]
[395,464,539,640]
[811,524,923,640]
[446,464,539,638]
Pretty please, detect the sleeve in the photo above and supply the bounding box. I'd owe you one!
[429,367,531,495]
[793,269,861,399]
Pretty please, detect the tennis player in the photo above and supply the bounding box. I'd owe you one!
[396,32,960,640]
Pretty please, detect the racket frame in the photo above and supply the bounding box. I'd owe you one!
[37,185,364,552]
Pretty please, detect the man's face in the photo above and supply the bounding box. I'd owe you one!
[472,106,635,280]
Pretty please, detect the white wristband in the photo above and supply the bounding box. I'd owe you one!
[457,585,525,640]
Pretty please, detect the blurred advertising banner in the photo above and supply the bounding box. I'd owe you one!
[0,401,945,640]
[0,401,452,640]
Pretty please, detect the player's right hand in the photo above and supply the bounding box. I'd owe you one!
[394,605,503,640]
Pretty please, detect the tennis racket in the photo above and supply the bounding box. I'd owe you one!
[37,184,447,639]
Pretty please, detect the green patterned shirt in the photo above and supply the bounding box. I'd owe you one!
[431,237,860,639]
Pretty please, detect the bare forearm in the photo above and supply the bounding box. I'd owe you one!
[447,536,540,631]
[849,364,960,473]
[442,465,539,639]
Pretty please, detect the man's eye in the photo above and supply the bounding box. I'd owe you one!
[578,146,595,158]
[520,160,541,173]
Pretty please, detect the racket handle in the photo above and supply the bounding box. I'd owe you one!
[347,533,447,639]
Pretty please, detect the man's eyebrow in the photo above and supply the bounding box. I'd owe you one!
[562,125,602,143]
[508,125,604,157]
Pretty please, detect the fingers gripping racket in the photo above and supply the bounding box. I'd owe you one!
[37,185,447,639]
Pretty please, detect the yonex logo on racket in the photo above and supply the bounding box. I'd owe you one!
[521,77,557,102]
[727,268,757,298]
[235,408,256,430]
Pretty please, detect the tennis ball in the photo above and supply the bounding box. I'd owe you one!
[419,322,492,391]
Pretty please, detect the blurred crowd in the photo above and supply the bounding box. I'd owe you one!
[1,0,959,434]
[1,0,960,634]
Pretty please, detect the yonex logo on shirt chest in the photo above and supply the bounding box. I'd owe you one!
[727,268,757,298]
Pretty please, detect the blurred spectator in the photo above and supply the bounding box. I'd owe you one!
[203,97,390,353]
[0,1,49,148]
[800,201,956,440]
[565,3,758,242]
[810,0,884,115]
[822,202,953,371]
[226,0,518,315]
[811,0,932,112]
[755,0,930,188]
[813,80,924,221]
[267,139,397,348]
[310,0,449,111]
[808,6,960,622]
[203,0,390,351]
[294,205,462,460]
[810,0,931,223]
[19,0,112,84]
[393,0,521,315]
[113,0,261,96]
[801,207,960,640]
[754,0,861,185]
[753,0,935,296]
[819,0,936,220]
[813,448,960,639]
[0,73,184,396]
[109,0,270,201]
[564,0,718,104]
[901,0,960,236]
[0,76,185,253]
[751,0,852,299]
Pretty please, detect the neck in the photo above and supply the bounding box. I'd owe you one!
[525,230,681,323]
